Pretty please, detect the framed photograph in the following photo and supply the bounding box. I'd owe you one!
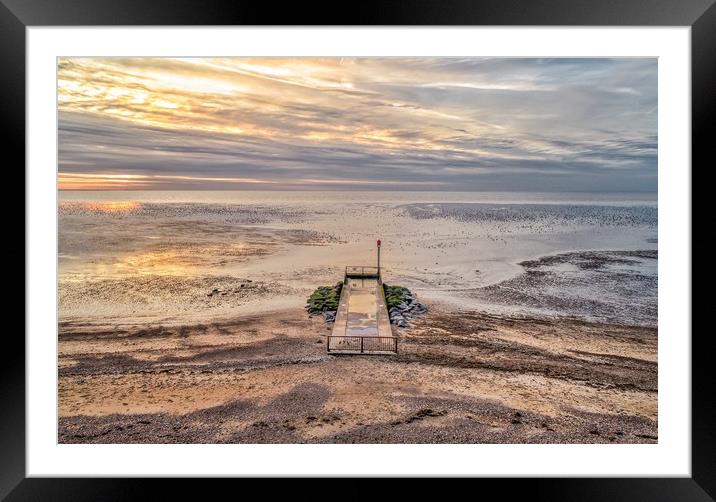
[7,0,709,497]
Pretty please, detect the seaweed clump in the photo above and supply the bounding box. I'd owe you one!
[383,285,411,310]
[306,282,343,322]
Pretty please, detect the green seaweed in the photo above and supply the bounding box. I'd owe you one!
[383,284,410,310]
[307,282,415,314]
[306,282,343,314]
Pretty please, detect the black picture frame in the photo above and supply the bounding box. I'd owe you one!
[4,0,709,498]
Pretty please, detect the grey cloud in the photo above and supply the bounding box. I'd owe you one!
[58,57,657,191]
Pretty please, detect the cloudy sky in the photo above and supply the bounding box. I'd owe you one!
[58,57,657,191]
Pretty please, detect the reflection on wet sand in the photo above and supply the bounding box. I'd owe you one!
[92,244,254,277]
[64,200,143,214]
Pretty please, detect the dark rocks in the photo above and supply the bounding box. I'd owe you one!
[414,408,446,418]
[405,408,447,423]
[393,316,407,328]
[386,288,427,327]
[390,408,446,426]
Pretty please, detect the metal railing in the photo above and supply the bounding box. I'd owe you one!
[326,336,398,354]
[345,266,381,278]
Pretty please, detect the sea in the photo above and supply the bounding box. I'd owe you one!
[59,191,657,327]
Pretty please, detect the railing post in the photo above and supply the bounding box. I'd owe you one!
[360,337,364,353]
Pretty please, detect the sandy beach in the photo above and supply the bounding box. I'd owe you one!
[59,304,656,444]
[58,191,657,444]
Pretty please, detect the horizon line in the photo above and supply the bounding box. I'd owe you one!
[57,187,659,193]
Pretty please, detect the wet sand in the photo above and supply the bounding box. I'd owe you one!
[59,304,657,444]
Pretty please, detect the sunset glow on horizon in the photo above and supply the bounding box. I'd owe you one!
[58,57,657,191]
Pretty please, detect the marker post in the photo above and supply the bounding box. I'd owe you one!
[377,239,381,274]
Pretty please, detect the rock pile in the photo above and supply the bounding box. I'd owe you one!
[306,282,342,322]
[383,284,427,327]
[388,295,427,327]
[306,281,427,327]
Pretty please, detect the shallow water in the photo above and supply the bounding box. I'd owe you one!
[59,191,657,326]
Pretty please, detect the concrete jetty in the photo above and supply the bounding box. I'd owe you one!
[327,266,397,354]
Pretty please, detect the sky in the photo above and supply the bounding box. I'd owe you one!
[57,57,657,191]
